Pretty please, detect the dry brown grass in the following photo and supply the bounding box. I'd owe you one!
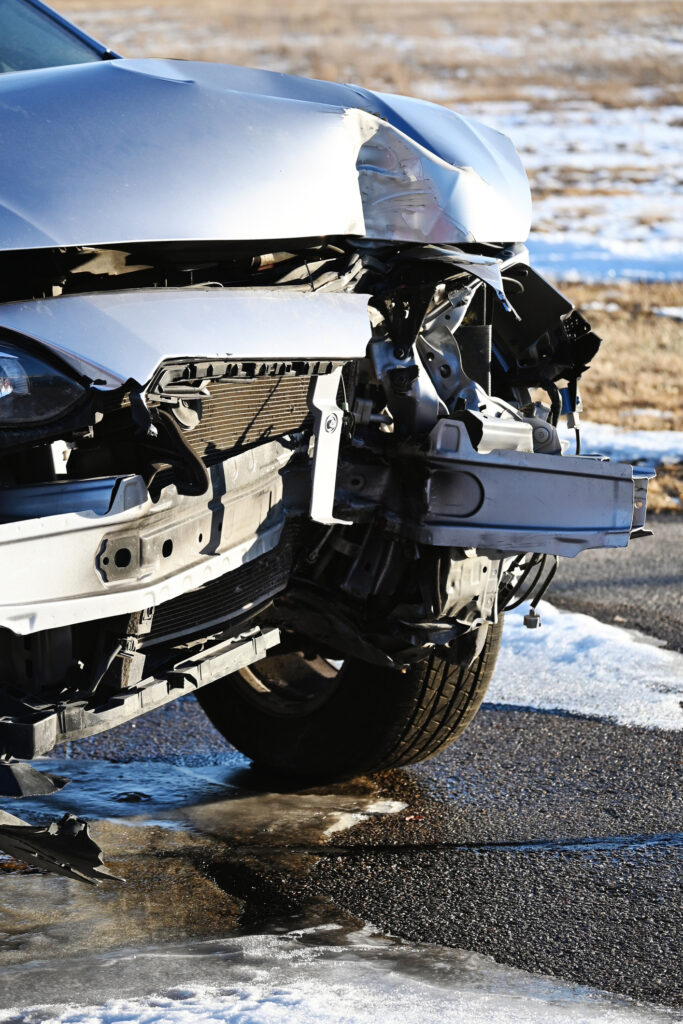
[645,466,683,514]
[565,282,683,514]
[565,282,683,432]
[59,0,683,108]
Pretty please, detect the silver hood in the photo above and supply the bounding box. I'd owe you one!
[0,58,531,250]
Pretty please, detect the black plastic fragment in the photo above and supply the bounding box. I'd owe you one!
[0,810,123,885]
[0,760,70,798]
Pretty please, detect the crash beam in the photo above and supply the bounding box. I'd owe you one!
[0,625,280,760]
[405,419,649,557]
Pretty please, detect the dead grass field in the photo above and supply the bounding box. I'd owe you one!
[566,282,683,511]
[60,0,683,109]
[56,0,683,508]
[567,283,683,432]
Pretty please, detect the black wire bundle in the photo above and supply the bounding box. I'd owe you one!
[501,553,559,613]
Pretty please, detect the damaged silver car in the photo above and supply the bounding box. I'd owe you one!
[0,0,650,880]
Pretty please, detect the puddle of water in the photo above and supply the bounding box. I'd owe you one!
[0,757,404,970]
[1,756,678,1023]
[0,925,676,1023]
[11,758,251,828]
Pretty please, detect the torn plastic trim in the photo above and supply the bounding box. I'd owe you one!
[0,476,122,521]
[0,626,281,760]
[0,809,121,884]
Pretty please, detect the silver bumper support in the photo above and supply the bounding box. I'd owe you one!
[403,419,647,557]
[0,442,294,635]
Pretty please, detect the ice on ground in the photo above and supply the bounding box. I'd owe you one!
[323,799,406,836]
[559,420,683,465]
[654,306,683,321]
[489,601,683,731]
[0,926,676,1024]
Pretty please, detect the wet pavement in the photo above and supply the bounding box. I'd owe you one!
[0,692,680,1014]
[0,523,681,1019]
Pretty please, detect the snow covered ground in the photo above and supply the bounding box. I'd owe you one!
[559,421,683,466]
[438,101,683,283]
[654,307,683,322]
[489,601,683,730]
[1,926,678,1024]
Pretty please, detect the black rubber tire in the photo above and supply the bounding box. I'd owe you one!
[196,619,503,780]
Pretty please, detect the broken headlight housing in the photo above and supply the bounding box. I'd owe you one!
[0,337,84,425]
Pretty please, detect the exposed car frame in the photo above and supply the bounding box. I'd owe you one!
[0,0,651,881]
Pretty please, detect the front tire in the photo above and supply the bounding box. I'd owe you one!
[197,620,503,780]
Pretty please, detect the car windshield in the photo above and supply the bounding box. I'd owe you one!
[0,0,103,74]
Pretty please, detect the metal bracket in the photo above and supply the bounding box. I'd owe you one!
[308,368,352,525]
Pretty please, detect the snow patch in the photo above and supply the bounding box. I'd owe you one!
[653,306,683,321]
[559,421,683,465]
[619,408,674,422]
[0,927,676,1024]
[489,602,683,730]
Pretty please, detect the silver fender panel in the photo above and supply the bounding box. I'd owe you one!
[0,288,371,388]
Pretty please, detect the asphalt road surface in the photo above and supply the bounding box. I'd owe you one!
[1,517,681,1016]
[552,514,683,654]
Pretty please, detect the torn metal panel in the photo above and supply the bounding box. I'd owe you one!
[354,112,531,245]
[0,288,372,388]
[0,58,530,253]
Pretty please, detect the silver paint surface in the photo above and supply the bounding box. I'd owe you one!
[0,288,372,387]
[0,58,531,251]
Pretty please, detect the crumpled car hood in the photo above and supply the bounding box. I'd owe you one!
[0,58,531,250]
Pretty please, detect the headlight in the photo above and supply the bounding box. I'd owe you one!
[0,339,84,426]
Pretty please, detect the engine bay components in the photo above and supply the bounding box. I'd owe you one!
[0,5,652,881]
